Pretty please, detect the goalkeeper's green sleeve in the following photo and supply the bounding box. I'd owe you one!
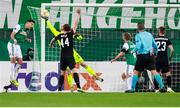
[85,66,96,76]
[74,34,83,41]
[46,20,61,45]
[46,20,61,37]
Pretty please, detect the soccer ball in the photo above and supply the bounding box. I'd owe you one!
[41,9,49,18]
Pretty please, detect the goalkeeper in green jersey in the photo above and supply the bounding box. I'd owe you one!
[4,19,35,92]
[111,32,136,92]
[42,9,103,92]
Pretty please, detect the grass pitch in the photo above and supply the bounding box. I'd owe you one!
[0,92,180,107]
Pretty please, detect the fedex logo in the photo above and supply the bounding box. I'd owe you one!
[12,63,102,91]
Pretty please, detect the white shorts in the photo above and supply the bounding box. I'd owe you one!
[7,42,22,58]
[126,65,134,76]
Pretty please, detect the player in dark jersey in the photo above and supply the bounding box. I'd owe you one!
[130,23,165,93]
[49,9,85,92]
[155,26,174,93]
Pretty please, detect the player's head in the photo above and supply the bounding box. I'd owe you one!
[158,26,165,35]
[25,19,35,29]
[137,22,145,31]
[123,32,131,42]
[61,24,71,32]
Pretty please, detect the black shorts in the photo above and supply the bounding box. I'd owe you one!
[156,59,169,73]
[60,56,76,71]
[135,53,156,72]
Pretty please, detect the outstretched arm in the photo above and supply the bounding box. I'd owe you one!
[111,43,128,62]
[46,20,61,37]
[49,37,57,48]
[72,9,81,33]
[41,11,62,47]
[111,52,125,63]
[41,12,61,37]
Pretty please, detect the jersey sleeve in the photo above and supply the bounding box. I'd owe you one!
[13,24,21,33]
[121,43,129,52]
[54,35,61,41]
[46,20,61,36]
[133,34,141,53]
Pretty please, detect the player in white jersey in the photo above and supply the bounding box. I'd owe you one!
[4,19,35,92]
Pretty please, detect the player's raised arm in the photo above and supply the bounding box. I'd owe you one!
[72,9,81,33]
[41,10,60,37]
[46,20,61,36]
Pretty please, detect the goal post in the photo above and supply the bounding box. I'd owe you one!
[27,3,180,92]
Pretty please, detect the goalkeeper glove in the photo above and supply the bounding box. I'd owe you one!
[41,15,48,21]
[74,34,83,41]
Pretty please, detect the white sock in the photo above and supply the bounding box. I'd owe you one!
[127,76,132,90]
[10,63,15,81]
[14,64,21,79]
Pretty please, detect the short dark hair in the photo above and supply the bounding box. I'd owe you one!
[137,22,145,30]
[27,19,35,24]
[123,32,131,41]
[159,26,165,34]
[63,24,71,31]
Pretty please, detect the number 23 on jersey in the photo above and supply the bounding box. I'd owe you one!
[156,41,166,51]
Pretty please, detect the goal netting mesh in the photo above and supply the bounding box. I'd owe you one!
[28,4,180,92]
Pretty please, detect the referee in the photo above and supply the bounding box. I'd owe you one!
[130,22,166,93]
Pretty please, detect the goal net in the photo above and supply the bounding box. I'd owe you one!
[28,3,180,92]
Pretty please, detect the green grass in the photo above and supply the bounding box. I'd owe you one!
[0,92,180,107]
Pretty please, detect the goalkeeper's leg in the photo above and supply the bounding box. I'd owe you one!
[80,62,104,82]
[73,50,103,82]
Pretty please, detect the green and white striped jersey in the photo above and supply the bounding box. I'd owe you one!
[9,24,29,44]
[122,41,136,66]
